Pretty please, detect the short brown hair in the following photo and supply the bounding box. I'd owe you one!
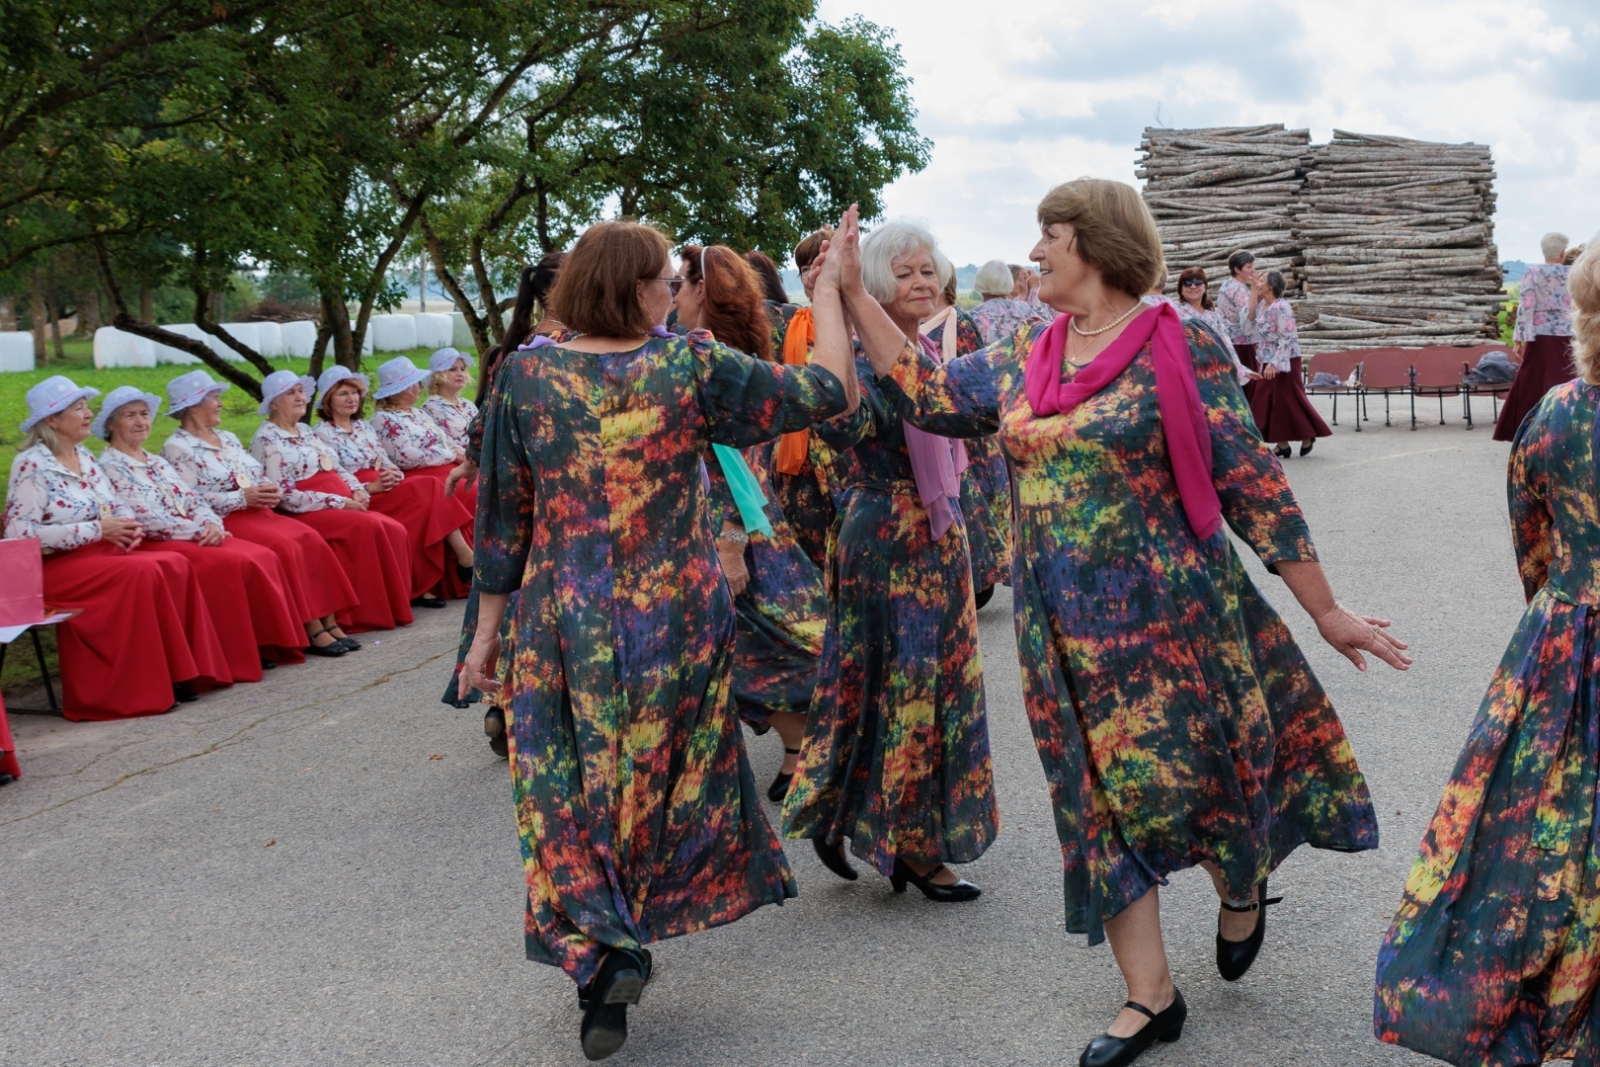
[793,227,834,270]
[547,220,671,337]
[1036,179,1165,298]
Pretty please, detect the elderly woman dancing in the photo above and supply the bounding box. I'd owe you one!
[1376,237,1600,1066]
[822,180,1410,1067]
[1494,231,1578,440]
[460,217,855,1061]
[782,219,1000,902]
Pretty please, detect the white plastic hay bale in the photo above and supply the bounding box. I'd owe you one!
[152,323,208,365]
[0,331,36,371]
[413,312,454,349]
[280,320,318,358]
[451,311,474,349]
[247,321,284,357]
[368,313,417,352]
[93,327,157,369]
[218,322,262,357]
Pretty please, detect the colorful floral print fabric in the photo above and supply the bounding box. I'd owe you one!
[475,329,846,986]
[1375,381,1600,1067]
[421,394,478,450]
[970,297,1047,348]
[878,318,1376,943]
[781,350,1000,877]
[313,418,402,475]
[163,429,264,517]
[5,444,133,552]
[1253,297,1303,372]
[1216,277,1261,346]
[1514,262,1574,342]
[370,407,458,469]
[250,422,360,512]
[98,448,222,541]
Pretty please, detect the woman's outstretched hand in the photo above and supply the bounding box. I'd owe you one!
[1314,603,1412,672]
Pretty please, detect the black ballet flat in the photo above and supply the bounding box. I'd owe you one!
[1216,878,1282,982]
[974,584,995,610]
[260,658,277,670]
[305,636,346,658]
[330,632,361,651]
[1079,988,1186,1067]
[412,595,448,609]
[890,857,980,902]
[767,747,801,802]
[1274,444,1292,459]
[1300,440,1314,457]
[174,682,200,703]
[578,947,652,1061]
[484,707,509,759]
[813,837,858,881]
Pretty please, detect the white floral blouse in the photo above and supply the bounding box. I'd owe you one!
[313,418,401,476]
[4,444,135,553]
[1216,278,1261,346]
[420,394,477,450]
[1514,263,1573,342]
[1252,298,1303,372]
[99,447,222,542]
[249,421,360,513]
[370,407,458,469]
[162,428,266,518]
[1177,302,1253,384]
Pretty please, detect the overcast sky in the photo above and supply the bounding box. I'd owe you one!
[818,0,1600,268]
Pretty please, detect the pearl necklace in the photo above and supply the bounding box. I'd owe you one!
[1069,300,1143,337]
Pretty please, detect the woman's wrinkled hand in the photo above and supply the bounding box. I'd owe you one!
[444,458,477,497]
[717,532,750,597]
[463,632,502,695]
[242,483,282,508]
[196,523,227,547]
[1314,603,1412,672]
[100,515,143,550]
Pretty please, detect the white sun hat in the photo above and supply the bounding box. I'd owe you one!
[166,369,231,416]
[91,385,164,440]
[20,376,101,433]
[315,365,370,411]
[257,369,317,417]
[372,356,427,400]
[428,347,475,374]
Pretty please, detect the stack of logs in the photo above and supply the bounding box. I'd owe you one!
[1138,125,1312,297]
[1294,131,1500,351]
[1138,126,1502,351]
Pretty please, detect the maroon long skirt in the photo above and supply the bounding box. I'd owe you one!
[1250,357,1332,443]
[42,541,229,721]
[286,472,414,633]
[223,507,359,623]
[355,468,471,599]
[1492,333,1576,441]
[1235,342,1261,405]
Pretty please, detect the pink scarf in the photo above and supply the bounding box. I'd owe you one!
[1023,301,1222,540]
[902,334,969,541]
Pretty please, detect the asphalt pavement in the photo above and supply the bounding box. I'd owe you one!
[1,395,1540,1066]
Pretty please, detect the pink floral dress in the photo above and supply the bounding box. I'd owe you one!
[98,448,222,541]
[421,394,477,451]
[4,444,133,552]
[249,422,361,512]
[162,428,264,517]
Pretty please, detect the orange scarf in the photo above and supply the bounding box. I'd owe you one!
[774,307,816,475]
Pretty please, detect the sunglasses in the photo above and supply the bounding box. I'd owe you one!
[658,275,684,296]
[1180,279,1206,288]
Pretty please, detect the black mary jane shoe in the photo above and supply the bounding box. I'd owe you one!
[1299,439,1315,457]
[305,628,347,657]
[330,631,361,652]
[173,682,200,703]
[484,707,509,759]
[1273,444,1292,459]
[766,747,801,802]
[890,857,980,902]
[1079,988,1186,1067]
[1216,878,1282,982]
[412,595,448,609]
[578,947,652,1061]
[813,837,858,881]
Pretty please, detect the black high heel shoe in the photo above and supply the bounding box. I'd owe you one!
[1274,444,1292,459]
[1299,439,1315,457]
[1216,878,1282,982]
[578,947,652,1061]
[890,857,980,902]
[812,837,858,881]
[766,747,801,802]
[1079,987,1186,1067]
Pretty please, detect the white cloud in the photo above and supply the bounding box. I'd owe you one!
[819,0,1600,266]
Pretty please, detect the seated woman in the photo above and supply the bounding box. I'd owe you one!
[249,370,413,633]
[312,366,472,607]
[4,376,229,720]
[163,370,357,657]
[96,386,307,681]
[419,347,478,451]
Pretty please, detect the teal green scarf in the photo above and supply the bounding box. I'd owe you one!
[711,444,773,538]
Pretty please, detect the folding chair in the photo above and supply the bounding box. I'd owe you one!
[1408,350,1470,430]
[1354,350,1412,428]
[1304,351,1363,429]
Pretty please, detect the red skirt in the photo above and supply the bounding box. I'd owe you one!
[1493,334,1576,441]
[1250,357,1332,443]
[286,472,414,632]
[402,463,476,597]
[139,537,307,679]
[1234,342,1260,404]
[355,468,471,599]
[0,692,19,779]
[223,507,358,623]
[41,541,228,721]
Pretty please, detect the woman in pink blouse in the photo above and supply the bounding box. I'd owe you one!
[249,370,414,632]
[97,386,306,680]
[1248,270,1330,457]
[163,370,357,657]
[1494,231,1577,440]
[1215,251,1262,401]
[312,366,472,606]
[3,376,229,719]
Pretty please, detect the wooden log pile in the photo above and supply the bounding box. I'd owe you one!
[1293,131,1500,351]
[1137,125,1312,297]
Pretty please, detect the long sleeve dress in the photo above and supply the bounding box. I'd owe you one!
[970,297,1047,348]
[164,428,357,625]
[877,319,1376,942]
[4,444,228,719]
[474,329,847,987]
[100,446,305,679]
[1249,297,1331,444]
[251,421,413,632]
[1376,380,1600,1066]
[1495,263,1578,441]
[780,351,1001,877]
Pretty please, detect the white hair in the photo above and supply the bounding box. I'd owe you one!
[1542,231,1570,261]
[974,259,1013,297]
[860,220,941,304]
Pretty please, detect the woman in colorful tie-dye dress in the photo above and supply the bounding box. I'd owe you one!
[461,218,854,1062]
[1375,238,1600,1067]
[829,182,1409,1067]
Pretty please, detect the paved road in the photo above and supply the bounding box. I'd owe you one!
[1,396,1535,1066]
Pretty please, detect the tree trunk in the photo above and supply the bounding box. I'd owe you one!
[75,288,102,335]
[28,270,47,362]
[321,288,356,370]
[0,294,15,331]
[45,271,64,362]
